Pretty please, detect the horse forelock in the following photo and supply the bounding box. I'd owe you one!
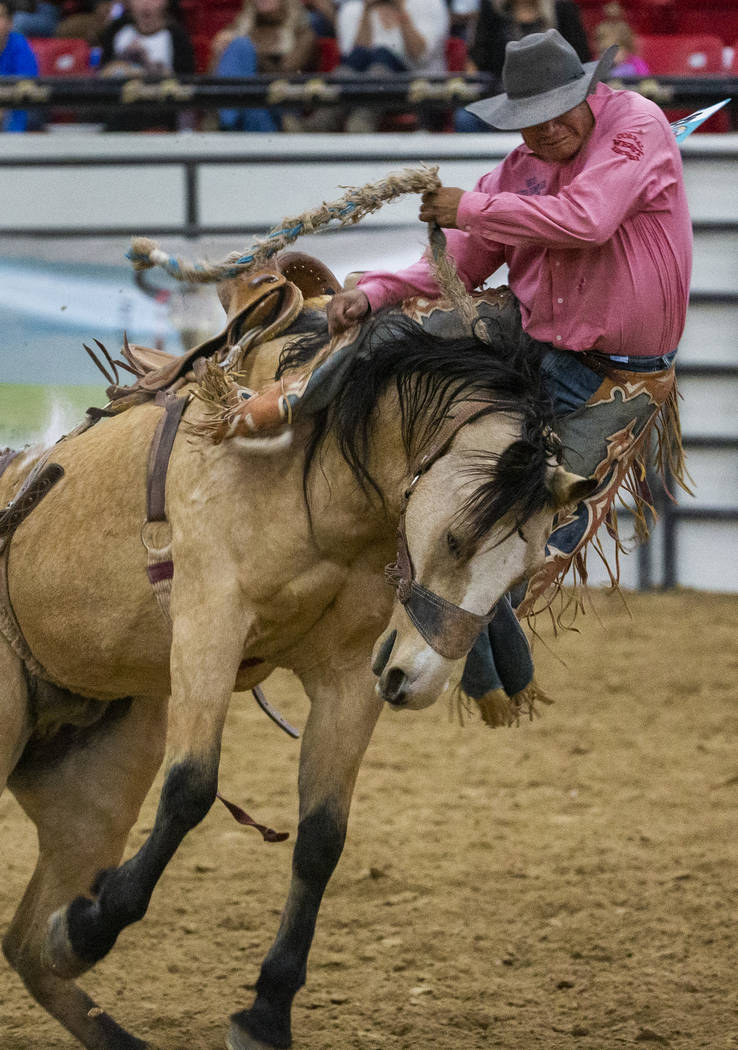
[282,311,557,530]
[452,426,559,552]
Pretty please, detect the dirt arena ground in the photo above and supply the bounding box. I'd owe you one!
[2,589,737,1050]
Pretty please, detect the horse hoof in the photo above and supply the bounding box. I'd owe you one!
[41,907,90,979]
[226,1021,280,1050]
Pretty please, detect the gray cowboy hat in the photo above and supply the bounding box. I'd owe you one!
[465,29,618,131]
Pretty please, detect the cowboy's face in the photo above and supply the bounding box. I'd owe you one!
[521,101,594,163]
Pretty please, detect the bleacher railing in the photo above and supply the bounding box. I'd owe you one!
[0,73,736,125]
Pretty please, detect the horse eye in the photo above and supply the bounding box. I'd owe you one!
[446,530,462,558]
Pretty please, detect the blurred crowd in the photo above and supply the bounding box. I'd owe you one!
[0,0,735,133]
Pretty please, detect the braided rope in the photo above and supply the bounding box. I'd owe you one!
[128,162,481,334]
[426,222,480,335]
[128,164,443,283]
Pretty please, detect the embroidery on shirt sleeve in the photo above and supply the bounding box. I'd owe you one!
[611,132,645,161]
[519,175,547,195]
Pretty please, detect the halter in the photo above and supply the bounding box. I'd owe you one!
[384,400,503,661]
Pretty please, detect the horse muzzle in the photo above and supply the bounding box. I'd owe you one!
[372,626,449,711]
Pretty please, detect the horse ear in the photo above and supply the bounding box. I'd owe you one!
[548,466,598,510]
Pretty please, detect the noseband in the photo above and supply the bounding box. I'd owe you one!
[384,400,501,661]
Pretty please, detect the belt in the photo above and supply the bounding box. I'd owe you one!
[592,349,677,373]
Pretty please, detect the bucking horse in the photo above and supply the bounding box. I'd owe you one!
[1,251,646,1050]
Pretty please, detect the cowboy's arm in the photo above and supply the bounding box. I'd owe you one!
[327,229,504,334]
[353,169,507,308]
[357,228,504,306]
[326,169,506,334]
[457,114,678,248]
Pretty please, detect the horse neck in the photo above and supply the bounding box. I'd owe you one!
[305,389,415,538]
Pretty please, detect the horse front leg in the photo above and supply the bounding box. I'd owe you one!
[229,650,383,1050]
[43,605,244,980]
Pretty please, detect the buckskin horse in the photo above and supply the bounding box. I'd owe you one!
[0,264,591,1050]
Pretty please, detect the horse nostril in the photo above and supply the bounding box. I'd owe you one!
[382,667,408,706]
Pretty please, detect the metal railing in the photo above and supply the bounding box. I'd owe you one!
[0,71,736,121]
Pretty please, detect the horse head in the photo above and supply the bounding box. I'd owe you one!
[278,309,596,712]
[372,407,594,708]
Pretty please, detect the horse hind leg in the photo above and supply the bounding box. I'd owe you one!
[0,633,34,792]
[3,694,167,1050]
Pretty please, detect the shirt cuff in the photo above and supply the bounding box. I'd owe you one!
[456,190,492,234]
[355,277,393,312]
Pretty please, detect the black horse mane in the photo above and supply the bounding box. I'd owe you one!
[278,310,559,546]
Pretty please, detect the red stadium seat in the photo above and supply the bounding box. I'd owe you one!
[317,36,340,73]
[637,33,724,74]
[188,3,241,39]
[29,37,91,76]
[675,9,738,44]
[192,33,213,74]
[445,36,468,73]
[579,0,677,41]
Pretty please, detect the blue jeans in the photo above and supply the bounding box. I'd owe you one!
[342,46,408,73]
[216,38,281,133]
[13,3,59,37]
[539,347,603,416]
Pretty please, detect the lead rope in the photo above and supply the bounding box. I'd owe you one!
[127,164,480,334]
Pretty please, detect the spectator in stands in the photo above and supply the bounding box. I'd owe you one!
[300,0,449,132]
[211,0,316,70]
[337,0,449,77]
[99,0,194,76]
[594,2,650,77]
[0,0,39,131]
[98,0,195,129]
[455,0,590,130]
[56,0,116,47]
[212,0,317,132]
[12,0,59,38]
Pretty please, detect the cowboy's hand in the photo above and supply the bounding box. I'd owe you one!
[419,187,465,229]
[327,289,370,335]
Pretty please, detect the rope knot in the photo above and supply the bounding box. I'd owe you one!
[127,236,162,272]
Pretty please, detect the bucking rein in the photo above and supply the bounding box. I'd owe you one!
[0,166,482,843]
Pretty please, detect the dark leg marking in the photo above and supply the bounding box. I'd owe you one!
[63,757,217,967]
[231,802,345,1049]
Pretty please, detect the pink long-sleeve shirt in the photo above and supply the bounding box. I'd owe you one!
[358,84,693,358]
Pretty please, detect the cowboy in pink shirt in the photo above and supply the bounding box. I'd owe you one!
[230,31,692,721]
[321,29,692,715]
[329,34,692,365]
